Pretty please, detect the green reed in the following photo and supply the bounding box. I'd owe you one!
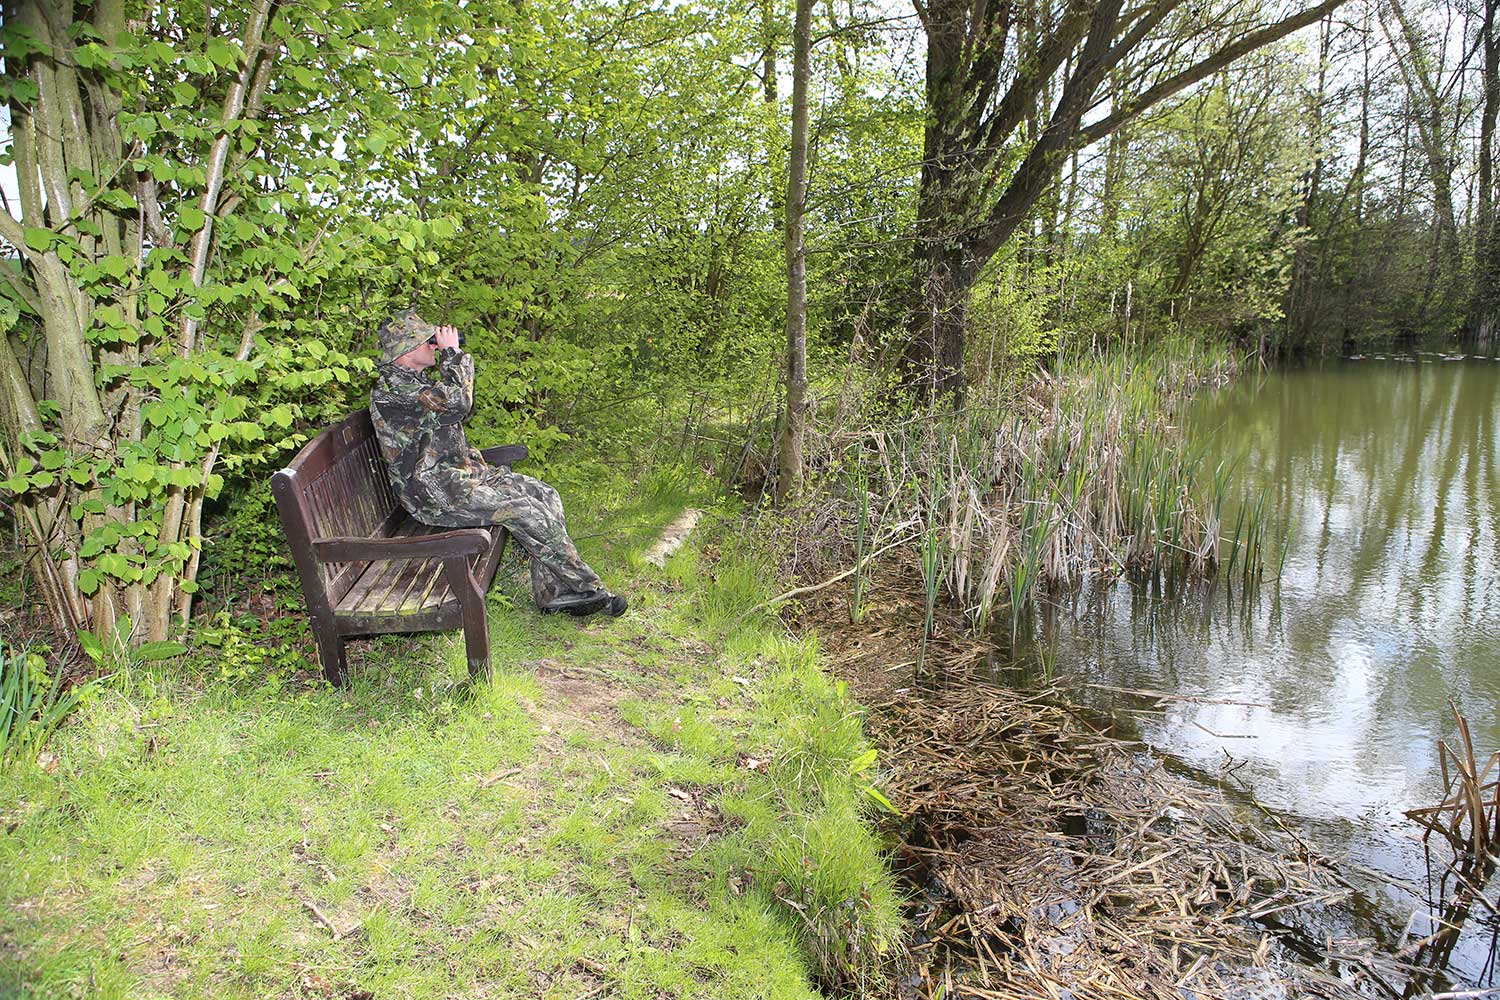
[849,461,872,624]
[818,335,1277,661]
[915,472,947,677]
[2,640,89,768]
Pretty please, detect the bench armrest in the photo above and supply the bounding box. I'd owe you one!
[480,444,527,467]
[313,528,493,563]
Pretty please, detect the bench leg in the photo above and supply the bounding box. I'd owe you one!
[444,557,491,683]
[314,622,347,686]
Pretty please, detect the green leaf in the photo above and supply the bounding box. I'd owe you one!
[207,38,239,70]
[76,631,105,664]
[23,227,54,252]
[363,134,388,156]
[178,204,206,231]
[98,189,138,212]
[98,553,129,577]
[0,78,39,103]
[171,81,198,104]
[137,641,188,662]
[862,784,900,815]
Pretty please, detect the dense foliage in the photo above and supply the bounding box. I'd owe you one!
[0,0,1490,643]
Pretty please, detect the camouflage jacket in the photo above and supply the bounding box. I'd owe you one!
[369,348,489,523]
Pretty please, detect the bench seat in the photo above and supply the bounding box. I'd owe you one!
[271,409,522,685]
[332,516,510,629]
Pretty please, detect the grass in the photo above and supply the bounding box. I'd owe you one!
[0,463,902,1000]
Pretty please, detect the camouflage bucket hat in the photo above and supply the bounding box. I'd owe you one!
[377,308,438,364]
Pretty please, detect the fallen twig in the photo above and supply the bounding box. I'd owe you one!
[733,523,919,627]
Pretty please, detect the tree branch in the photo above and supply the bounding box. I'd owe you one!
[975,2,1093,157]
[1077,0,1348,147]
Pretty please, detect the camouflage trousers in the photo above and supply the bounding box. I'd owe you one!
[413,468,603,608]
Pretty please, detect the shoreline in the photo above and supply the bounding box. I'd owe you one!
[806,563,1476,999]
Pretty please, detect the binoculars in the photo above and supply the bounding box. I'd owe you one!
[426,332,466,347]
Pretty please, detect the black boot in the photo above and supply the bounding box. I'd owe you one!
[541,589,627,618]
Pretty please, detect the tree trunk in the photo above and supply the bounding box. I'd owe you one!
[775,0,812,502]
[898,0,1346,400]
[1287,17,1329,342]
[1472,0,1500,344]
[1383,0,1461,329]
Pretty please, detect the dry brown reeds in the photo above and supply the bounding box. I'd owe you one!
[808,575,1493,999]
[1400,704,1500,993]
[868,680,1370,999]
[768,341,1270,652]
[756,340,1272,650]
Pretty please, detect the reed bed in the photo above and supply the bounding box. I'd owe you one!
[1400,704,1500,991]
[782,340,1273,649]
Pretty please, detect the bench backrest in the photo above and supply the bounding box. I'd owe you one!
[272,409,402,606]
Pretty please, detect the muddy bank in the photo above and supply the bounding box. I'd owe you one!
[803,590,1418,999]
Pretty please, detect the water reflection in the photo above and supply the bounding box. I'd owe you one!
[1014,357,1500,986]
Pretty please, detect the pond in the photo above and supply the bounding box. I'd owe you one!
[1024,354,1500,988]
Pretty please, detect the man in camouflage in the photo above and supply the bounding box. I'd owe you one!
[369,309,626,617]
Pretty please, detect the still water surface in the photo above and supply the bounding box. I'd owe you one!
[1039,355,1500,984]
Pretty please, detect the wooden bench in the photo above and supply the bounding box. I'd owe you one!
[271,409,525,686]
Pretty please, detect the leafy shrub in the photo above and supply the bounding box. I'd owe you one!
[197,485,299,607]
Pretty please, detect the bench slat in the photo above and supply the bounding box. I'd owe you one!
[337,519,430,614]
[338,559,449,617]
[396,561,448,613]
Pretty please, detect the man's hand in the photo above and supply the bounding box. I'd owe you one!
[433,325,460,350]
